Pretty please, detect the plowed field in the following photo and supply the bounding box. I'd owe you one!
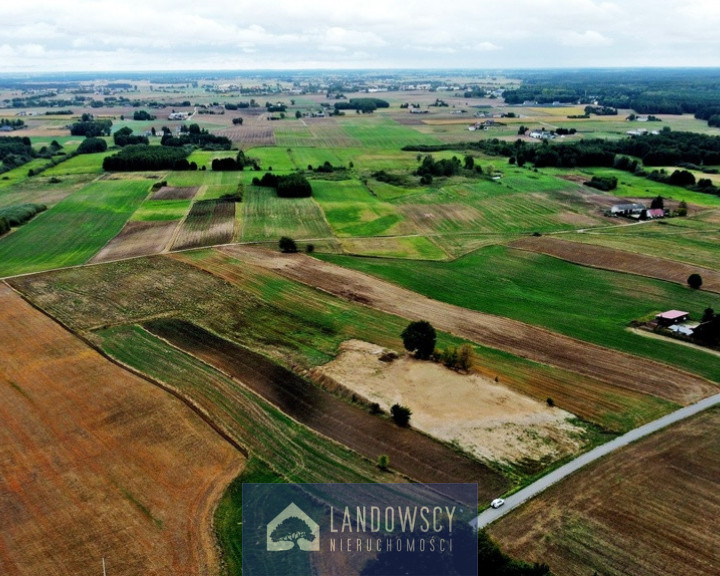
[510,235,720,293]
[488,407,720,576]
[0,283,244,576]
[219,245,717,405]
[90,220,178,262]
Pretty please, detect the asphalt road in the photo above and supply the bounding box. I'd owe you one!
[472,392,720,529]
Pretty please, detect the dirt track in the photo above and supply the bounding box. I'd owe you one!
[510,234,720,293]
[0,283,244,576]
[219,245,718,406]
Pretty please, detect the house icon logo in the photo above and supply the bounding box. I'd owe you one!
[266,502,320,552]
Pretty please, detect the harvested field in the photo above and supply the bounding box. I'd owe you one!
[219,245,718,405]
[312,340,586,466]
[171,199,236,250]
[144,319,510,499]
[511,235,720,293]
[488,407,720,576]
[150,186,199,200]
[0,283,244,576]
[89,220,178,262]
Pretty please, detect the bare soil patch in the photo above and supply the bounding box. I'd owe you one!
[219,245,718,405]
[313,340,585,466]
[151,186,199,200]
[0,283,244,576]
[89,220,178,263]
[488,407,720,576]
[510,234,720,293]
[144,319,510,500]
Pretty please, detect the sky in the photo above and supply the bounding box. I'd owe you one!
[2,0,720,72]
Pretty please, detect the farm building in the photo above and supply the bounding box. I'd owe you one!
[646,208,666,219]
[610,203,646,217]
[656,310,690,327]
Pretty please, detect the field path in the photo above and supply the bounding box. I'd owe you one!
[510,234,720,293]
[0,282,244,576]
[219,245,718,405]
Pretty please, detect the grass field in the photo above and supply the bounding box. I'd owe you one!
[0,177,150,276]
[318,246,720,384]
[489,407,720,576]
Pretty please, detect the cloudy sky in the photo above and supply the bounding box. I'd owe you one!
[2,0,720,72]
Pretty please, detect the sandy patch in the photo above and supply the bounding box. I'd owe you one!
[313,340,585,466]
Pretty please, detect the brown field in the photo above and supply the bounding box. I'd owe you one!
[313,340,586,466]
[510,235,720,293]
[0,283,244,576]
[150,186,199,200]
[488,407,720,576]
[219,245,718,405]
[171,199,236,250]
[144,319,510,500]
[89,220,178,263]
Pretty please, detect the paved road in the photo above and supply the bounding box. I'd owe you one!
[472,392,720,529]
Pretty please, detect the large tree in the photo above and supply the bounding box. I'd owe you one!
[401,320,436,359]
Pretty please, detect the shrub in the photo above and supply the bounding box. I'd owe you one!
[279,236,298,253]
[390,404,412,427]
[377,454,390,470]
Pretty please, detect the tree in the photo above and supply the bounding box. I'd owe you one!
[269,516,316,548]
[401,320,436,359]
[390,404,412,427]
[650,195,664,210]
[702,307,715,323]
[688,273,703,289]
[77,137,108,154]
[279,236,298,253]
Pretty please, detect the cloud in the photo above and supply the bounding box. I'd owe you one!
[560,30,613,48]
[2,0,720,70]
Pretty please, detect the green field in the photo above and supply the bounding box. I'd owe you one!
[319,246,720,383]
[131,199,190,221]
[240,185,334,243]
[0,177,150,276]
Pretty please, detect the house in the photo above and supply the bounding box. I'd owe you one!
[656,310,690,327]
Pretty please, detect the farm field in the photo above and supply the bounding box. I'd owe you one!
[0,177,150,277]
[141,318,508,494]
[510,234,720,293]
[239,184,334,243]
[217,246,716,404]
[488,407,720,576]
[317,245,720,383]
[4,70,720,576]
[558,216,720,271]
[171,198,237,250]
[0,282,244,576]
